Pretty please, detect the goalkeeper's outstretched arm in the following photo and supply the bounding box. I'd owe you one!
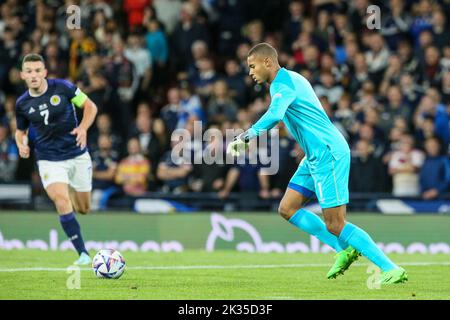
[227,83,295,156]
[247,83,295,138]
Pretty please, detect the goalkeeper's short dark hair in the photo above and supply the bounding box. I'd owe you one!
[247,43,278,61]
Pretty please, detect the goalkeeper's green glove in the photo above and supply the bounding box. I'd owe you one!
[226,133,249,157]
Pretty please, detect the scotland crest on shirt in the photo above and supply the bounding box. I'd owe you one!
[50,95,61,106]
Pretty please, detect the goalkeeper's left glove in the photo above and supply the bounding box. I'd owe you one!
[226,133,249,157]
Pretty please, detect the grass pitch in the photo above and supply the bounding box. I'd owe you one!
[1,250,449,300]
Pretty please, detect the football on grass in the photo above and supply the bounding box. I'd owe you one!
[92,249,126,279]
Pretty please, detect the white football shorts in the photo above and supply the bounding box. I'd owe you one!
[37,151,93,192]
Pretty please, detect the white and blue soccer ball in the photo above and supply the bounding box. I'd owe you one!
[92,249,126,279]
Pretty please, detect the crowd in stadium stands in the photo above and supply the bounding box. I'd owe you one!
[1,0,450,205]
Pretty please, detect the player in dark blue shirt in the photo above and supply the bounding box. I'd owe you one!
[15,54,98,265]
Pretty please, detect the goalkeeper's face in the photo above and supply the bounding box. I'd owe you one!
[20,61,48,90]
[247,54,271,84]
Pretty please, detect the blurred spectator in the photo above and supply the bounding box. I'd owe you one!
[154,0,182,34]
[414,92,450,147]
[129,108,162,168]
[44,42,68,78]
[170,2,210,72]
[0,96,17,133]
[223,58,248,107]
[206,80,238,123]
[212,0,247,56]
[92,134,120,210]
[105,35,138,98]
[388,134,425,196]
[157,140,193,193]
[334,94,355,135]
[354,123,385,158]
[76,54,108,112]
[191,125,228,193]
[397,39,420,76]
[313,10,332,51]
[243,20,265,47]
[348,0,370,32]
[380,0,411,50]
[382,126,404,166]
[152,118,169,155]
[160,87,182,135]
[363,108,385,144]
[115,138,151,196]
[379,55,403,96]
[342,38,359,66]
[365,33,390,86]
[187,40,209,82]
[410,0,433,45]
[415,116,436,148]
[442,71,450,105]
[104,36,138,136]
[378,85,411,136]
[314,71,344,105]
[399,72,424,110]
[142,5,159,27]
[415,30,434,68]
[124,32,152,96]
[91,8,109,45]
[177,82,204,129]
[190,56,217,101]
[0,26,19,86]
[347,53,369,95]
[350,139,387,192]
[145,19,168,66]
[68,29,97,81]
[145,18,169,90]
[422,46,443,87]
[89,113,124,156]
[431,9,449,50]
[419,137,450,200]
[319,52,344,83]
[441,46,450,74]
[123,0,151,30]
[0,124,18,182]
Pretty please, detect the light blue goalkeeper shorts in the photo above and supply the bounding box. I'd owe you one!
[288,150,350,209]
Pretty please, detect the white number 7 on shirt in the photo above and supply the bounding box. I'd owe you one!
[40,109,49,125]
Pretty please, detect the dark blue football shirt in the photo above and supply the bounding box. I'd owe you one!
[15,78,88,161]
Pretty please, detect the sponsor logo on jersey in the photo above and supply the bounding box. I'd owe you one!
[50,95,61,106]
[28,107,35,114]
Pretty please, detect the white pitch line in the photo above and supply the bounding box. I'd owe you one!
[0,261,449,272]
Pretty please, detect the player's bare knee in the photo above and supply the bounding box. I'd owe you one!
[53,195,71,211]
[77,202,91,215]
[326,221,344,236]
[278,203,296,220]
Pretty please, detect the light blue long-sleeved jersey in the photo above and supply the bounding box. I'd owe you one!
[246,68,349,170]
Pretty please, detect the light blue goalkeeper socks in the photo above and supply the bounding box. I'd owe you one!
[289,209,348,252]
[338,222,397,272]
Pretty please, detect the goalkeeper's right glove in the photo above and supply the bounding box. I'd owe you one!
[226,134,249,157]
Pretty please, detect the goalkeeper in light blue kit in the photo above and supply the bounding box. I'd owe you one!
[227,43,407,284]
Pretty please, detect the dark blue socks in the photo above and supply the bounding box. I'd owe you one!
[59,212,88,255]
